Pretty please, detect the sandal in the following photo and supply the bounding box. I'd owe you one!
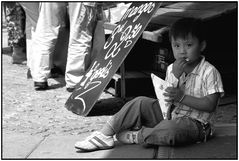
[75,131,114,151]
[116,130,139,144]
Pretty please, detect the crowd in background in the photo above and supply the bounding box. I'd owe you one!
[3,2,116,91]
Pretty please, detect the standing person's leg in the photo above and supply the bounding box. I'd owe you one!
[20,2,39,79]
[65,3,98,91]
[31,2,66,90]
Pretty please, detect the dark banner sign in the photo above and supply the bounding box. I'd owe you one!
[65,2,161,116]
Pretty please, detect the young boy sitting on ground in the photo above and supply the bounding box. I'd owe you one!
[74,17,224,151]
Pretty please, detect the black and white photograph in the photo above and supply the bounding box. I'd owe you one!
[1,1,237,159]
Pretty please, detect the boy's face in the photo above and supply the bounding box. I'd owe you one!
[171,34,206,63]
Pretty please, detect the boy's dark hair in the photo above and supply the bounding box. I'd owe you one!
[169,17,205,42]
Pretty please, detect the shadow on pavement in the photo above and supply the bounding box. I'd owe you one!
[88,98,125,116]
[88,97,132,116]
[2,47,12,56]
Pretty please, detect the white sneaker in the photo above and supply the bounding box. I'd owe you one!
[116,130,139,144]
[75,131,114,151]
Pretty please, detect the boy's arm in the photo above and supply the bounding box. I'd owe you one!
[164,66,224,113]
[184,66,224,112]
[179,93,220,112]
[164,87,221,112]
[165,58,187,87]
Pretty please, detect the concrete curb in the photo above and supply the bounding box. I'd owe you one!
[156,123,237,159]
[2,123,237,159]
[2,133,44,159]
[28,134,155,159]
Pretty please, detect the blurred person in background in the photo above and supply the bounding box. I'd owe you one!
[3,2,26,64]
[19,2,39,79]
[31,2,108,91]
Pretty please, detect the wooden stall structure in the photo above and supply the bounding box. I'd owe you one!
[103,2,237,99]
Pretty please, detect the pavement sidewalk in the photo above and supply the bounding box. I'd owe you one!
[2,123,237,159]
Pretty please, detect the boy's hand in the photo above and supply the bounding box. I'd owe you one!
[172,58,188,78]
[163,86,184,103]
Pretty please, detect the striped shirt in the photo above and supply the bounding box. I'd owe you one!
[165,56,224,124]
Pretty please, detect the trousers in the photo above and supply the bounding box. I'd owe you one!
[108,96,203,146]
[20,2,39,70]
[32,3,99,88]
